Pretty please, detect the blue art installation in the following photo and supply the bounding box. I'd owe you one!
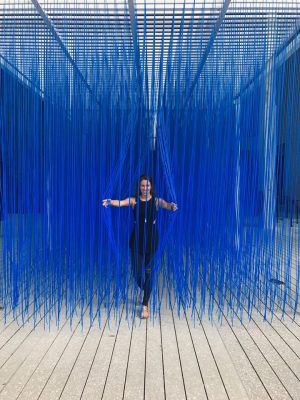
[0,1,299,326]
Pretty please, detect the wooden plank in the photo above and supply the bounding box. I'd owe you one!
[0,304,36,344]
[183,310,229,400]
[247,293,300,345]
[215,321,271,400]
[280,316,300,338]
[171,306,207,400]
[122,312,146,400]
[80,306,127,400]
[245,314,300,378]
[234,317,300,400]
[35,301,111,400]
[59,312,111,400]
[0,319,42,372]
[0,326,45,396]
[202,320,249,400]
[221,276,300,399]
[101,307,134,400]
[0,298,34,327]
[16,314,88,400]
[37,325,94,400]
[0,317,70,400]
[0,265,299,400]
[227,321,294,399]
[159,299,186,400]
[144,315,165,400]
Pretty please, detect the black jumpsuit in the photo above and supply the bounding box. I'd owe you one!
[129,197,158,306]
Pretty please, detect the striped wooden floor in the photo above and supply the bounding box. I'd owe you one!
[0,289,299,400]
[0,223,299,400]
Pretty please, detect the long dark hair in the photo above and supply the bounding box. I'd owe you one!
[133,174,156,199]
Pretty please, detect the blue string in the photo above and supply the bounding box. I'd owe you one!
[0,1,299,326]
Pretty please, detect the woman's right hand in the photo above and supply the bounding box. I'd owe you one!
[102,199,111,208]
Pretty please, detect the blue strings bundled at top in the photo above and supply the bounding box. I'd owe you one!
[0,0,299,326]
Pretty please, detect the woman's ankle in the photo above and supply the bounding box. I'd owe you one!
[141,305,149,319]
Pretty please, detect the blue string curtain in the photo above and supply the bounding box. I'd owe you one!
[0,0,299,325]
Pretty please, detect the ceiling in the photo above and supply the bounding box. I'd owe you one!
[0,0,299,102]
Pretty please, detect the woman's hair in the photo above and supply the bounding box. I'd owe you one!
[133,174,156,199]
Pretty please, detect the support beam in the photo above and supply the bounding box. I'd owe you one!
[235,25,300,100]
[262,63,277,231]
[234,99,241,251]
[127,0,143,95]
[0,54,44,98]
[182,0,231,110]
[30,0,98,103]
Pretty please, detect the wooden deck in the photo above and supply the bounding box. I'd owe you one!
[0,224,299,400]
[0,289,299,400]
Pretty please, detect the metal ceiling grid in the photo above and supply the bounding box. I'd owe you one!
[0,0,299,98]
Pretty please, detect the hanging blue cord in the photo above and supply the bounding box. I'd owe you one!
[0,1,299,326]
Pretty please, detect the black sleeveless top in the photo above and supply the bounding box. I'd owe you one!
[129,197,159,254]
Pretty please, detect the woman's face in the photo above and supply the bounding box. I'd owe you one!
[140,179,152,197]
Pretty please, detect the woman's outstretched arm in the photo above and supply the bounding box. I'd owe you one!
[102,197,135,208]
[157,198,178,211]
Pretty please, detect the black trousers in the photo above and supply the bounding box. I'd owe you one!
[130,250,155,306]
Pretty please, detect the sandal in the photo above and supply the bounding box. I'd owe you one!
[141,305,149,319]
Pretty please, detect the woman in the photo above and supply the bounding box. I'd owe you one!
[102,175,177,319]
